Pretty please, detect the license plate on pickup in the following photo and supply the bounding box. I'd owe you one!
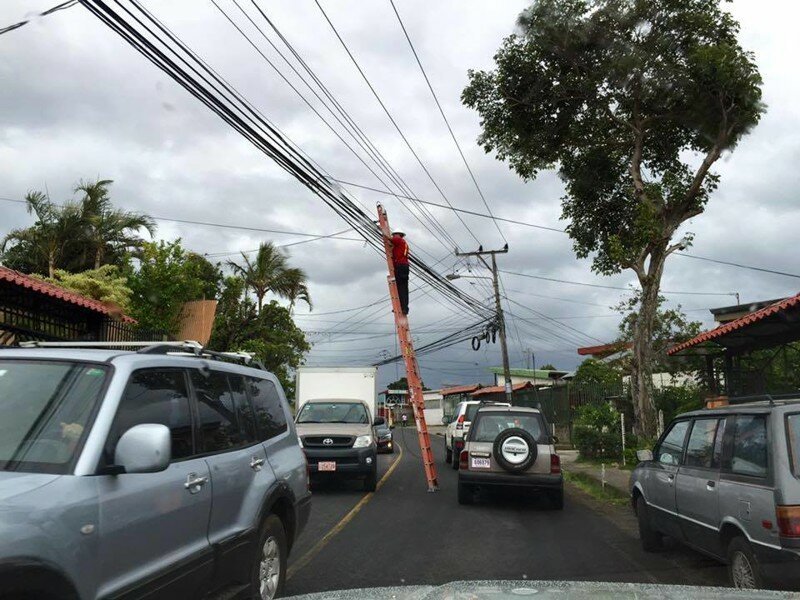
[470,457,491,469]
[318,461,336,472]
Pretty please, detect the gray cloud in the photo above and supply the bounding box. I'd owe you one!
[2,0,799,390]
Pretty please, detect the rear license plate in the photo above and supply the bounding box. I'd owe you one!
[318,461,336,472]
[471,457,491,469]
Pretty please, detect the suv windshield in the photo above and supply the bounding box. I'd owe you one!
[0,360,108,472]
[297,401,369,424]
[471,413,545,443]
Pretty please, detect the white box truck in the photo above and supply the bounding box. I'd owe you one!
[295,366,377,420]
[295,367,381,491]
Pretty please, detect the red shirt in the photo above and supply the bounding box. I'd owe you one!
[392,235,409,265]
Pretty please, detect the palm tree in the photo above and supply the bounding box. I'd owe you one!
[76,179,155,269]
[1,192,83,277]
[284,268,312,313]
[228,242,311,312]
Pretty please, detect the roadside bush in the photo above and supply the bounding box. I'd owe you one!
[572,402,622,460]
[654,385,704,423]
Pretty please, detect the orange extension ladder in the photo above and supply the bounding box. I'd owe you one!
[377,204,439,492]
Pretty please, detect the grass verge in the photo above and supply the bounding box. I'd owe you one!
[575,455,636,471]
[564,471,629,507]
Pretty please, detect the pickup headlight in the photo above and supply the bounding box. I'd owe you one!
[353,435,372,448]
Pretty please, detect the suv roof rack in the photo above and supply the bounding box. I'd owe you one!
[15,340,267,371]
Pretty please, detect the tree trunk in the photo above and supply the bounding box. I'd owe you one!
[630,243,669,439]
[94,246,103,270]
[48,252,56,279]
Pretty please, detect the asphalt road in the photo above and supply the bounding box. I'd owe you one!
[285,429,728,596]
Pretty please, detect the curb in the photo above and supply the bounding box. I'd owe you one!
[562,463,630,497]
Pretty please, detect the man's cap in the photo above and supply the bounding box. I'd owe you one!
[392,230,406,237]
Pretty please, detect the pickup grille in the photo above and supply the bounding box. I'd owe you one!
[303,436,354,448]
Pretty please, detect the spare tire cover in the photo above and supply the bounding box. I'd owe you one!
[492,427,537,473]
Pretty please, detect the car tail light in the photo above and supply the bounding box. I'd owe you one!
[777,505,800,537]
[456,414,465,430]
[459,450,469,470]
[550,453,561,474]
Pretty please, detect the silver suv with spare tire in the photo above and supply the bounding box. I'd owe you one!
[456,405,563,508]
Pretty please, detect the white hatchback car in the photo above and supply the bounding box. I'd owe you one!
[444,400,509,470]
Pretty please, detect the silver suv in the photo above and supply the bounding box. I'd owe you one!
[457,406,563,508]
[630,398,800,590]
[0,342,311,600]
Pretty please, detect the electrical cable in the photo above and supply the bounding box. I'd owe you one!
[0,0,78,36]
[313,0,483,248]
[387,0,507,244]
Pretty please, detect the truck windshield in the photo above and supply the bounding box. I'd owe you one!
[0,360,108,473]
[297,402,369,424]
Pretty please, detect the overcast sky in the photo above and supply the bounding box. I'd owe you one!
[2,0,800,390]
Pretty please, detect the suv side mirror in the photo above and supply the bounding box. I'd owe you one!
[441,416,451,425]
[373,416,386,426]
[550,435,559,445]
[636,449,654,463]
[114,424,171,474]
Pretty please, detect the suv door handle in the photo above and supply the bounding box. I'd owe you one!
[707,480,716,489]
[667,474,674,482]
[184,473,208,492]
[250,456,265,471]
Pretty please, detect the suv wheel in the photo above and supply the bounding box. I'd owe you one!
[636,496,662,552]
[445,439,452,464]
[457,480,473,505]
[363,465,378,492]
[251,514,286,600]
[728,536,764,590]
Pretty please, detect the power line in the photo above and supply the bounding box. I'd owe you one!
[313,0,483,248]
[242,0,463,253]
[0,196,363,242]
[500,269,738,297]
[212,0,461,253]
[674,252,800,279]
[0,0,78,36]
[387,0,506,244]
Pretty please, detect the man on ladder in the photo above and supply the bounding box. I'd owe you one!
[378,205,439,492]
[391,230,410,315]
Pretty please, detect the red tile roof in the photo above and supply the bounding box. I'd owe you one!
[577,342,632,356]
[471,381,533,397]
[441,383,482,396]
[667,292,800,356]
[0,266,135,323]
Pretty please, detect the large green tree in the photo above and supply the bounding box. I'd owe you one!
[228,242,311,313]
[462,0,764,435]
[209,277,310,396]
[127,240,222,335]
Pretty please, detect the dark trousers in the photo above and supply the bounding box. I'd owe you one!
[395,263,409,315]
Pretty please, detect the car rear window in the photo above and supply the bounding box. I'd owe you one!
[786,414,800,477]
[465,403,480,422]
[471,413,545,443]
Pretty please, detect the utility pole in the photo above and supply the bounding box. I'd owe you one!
[455,245,512,404]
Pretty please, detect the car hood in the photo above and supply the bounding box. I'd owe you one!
[296,422,373,437]
[285,580,791,599]
[0,471,61,503]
